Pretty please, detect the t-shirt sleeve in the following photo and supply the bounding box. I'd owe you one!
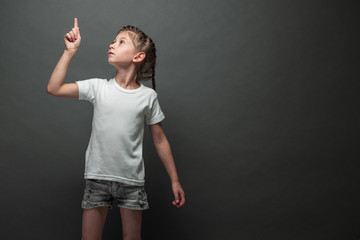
[145,93,165,125]
[75,78,102,104]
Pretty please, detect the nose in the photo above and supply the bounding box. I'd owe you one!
[109,43,115,49]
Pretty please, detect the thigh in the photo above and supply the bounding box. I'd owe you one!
[81,179,114,209]
[115,183,150,210]
[120,207,142,240]
[82,206,109,240]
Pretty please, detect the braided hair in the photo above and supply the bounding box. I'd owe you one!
[117,26,157,91]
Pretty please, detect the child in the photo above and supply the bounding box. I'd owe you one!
[47,18,185,240]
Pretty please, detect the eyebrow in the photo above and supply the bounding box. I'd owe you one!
[112,34,135,46]
[114,37,128,42]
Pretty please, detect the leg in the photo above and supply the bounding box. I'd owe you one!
[82,206,109,240]
[120,207,142,240]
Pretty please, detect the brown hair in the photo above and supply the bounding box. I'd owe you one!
[117,26,157,91]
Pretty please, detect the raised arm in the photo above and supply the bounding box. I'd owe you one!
[47,18,81,98]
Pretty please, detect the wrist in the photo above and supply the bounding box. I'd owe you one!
[171,179,180,185]
[64,48,78,56]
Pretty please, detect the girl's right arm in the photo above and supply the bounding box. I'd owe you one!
[47,18,81,98]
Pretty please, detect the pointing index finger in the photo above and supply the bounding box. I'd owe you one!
[74,17,78,28]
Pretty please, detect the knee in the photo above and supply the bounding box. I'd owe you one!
[81,235,102,240]
[123,233,141,240]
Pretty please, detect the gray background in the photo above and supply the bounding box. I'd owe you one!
[1,0,359,239]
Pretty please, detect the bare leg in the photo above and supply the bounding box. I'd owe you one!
[120,207,142,240]
[81,206,109,240]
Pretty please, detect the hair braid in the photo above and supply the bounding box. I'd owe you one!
[151,67,156,91]
[117,26,157,92]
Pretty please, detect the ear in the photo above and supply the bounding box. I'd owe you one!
[133,52,146,63]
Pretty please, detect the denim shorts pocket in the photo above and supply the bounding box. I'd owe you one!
[84,180,112,202]
[137,186,149,208]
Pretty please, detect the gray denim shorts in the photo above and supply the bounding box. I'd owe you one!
[81,179,149,210]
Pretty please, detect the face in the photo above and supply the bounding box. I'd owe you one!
[108,31,139,66]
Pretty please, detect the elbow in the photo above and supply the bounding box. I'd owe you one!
[153,134,167,147]
[153,138,163,147]
[46,85,51,95]
[150,123,168,146]
[46,85,54,95]
[46,84,59,96]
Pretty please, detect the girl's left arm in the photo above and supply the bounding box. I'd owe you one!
[148,122,185,208]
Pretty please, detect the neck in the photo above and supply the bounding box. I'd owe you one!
[114,66,140,89]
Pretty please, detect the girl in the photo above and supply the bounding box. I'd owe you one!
[47,18,185,240]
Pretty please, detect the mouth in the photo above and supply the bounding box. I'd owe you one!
[108,51,114,55]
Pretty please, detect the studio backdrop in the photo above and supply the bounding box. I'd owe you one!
[1,0,359,239]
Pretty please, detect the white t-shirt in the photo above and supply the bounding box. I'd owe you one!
[76,78,165,186]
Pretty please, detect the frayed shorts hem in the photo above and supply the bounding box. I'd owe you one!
[81,202,150,211]
[81,201,113,209]
[116,204,150,211]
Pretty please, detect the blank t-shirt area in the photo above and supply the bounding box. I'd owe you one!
[75,78,165,186]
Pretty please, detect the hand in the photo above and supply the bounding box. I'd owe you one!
[172,181,185,208]
[64,18,81,51]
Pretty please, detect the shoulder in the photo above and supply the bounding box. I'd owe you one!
[76,77,108,85]
[141,84,158,98]
[95,78,109,84]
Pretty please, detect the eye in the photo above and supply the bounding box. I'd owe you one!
[120,40,125,45]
